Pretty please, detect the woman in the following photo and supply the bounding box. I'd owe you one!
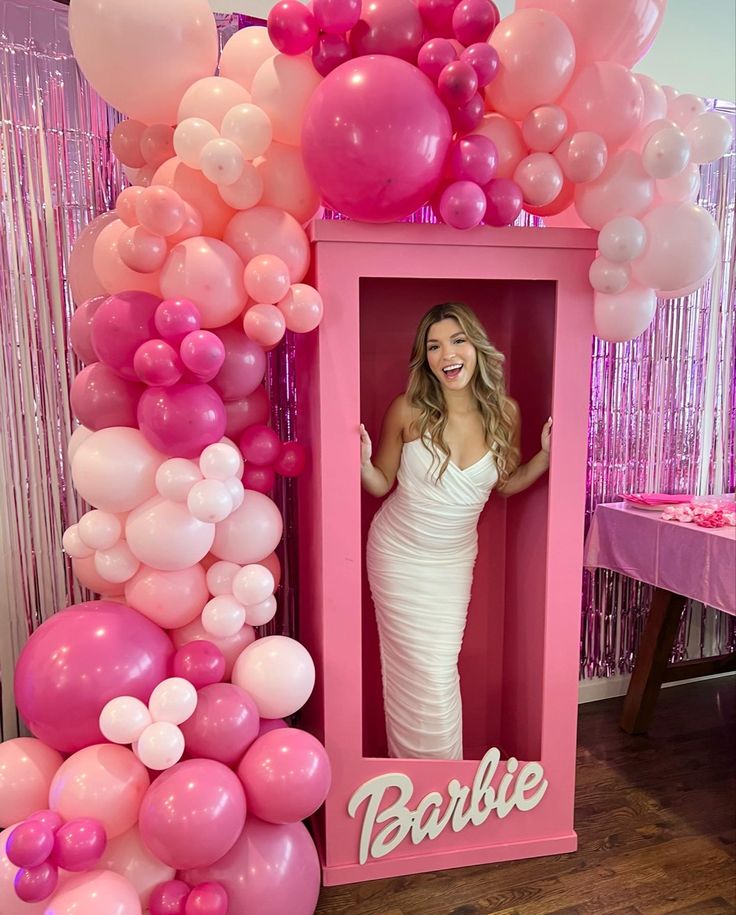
[360,302,552,761]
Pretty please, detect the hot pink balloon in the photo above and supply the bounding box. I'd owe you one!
[437,60,478,107]
[448,134,498,185]
[138,759,246,870]
[70,363,143,430]
[124,563,209,629]
[14,861,59,903]
[314,0,361,33]
[70,295,107,364]
[0,740,64,830]
[180,683,260,765]
[90,291,160,381]
[179,331,226,381]
[185,882,229,915]
[439,180,486,229]
[268,0,317,55]
[137,384,226,458]
[170,617,256,680]
[6,821,54,868]
[561,61,644,148]
[350,0,424,62]
[417,0,459,36]
[417,38,457,83]
[242,464,276,494]
[14,602,173,754]
[452,0,498,45]
[239,424,282,466]
[460,42,499,88]
[311,32,352,77]
[223,206,310,284]
[50,819,107,873]
[134,339,184,387]
[211,326,267,402]
[575,149,655,230]
[274,441,306,478]
[211,490,283,565]
[554,131,608,183]
[258,717,288,738]
[173,641,226,689]
[180,818,320,915]
[302,56,452,222]
[112,121,146,170]
[149,879,189,915]
[450,93,485,135]
[224,386,271,438]
[155,298,201,345]
[483,178,523,226]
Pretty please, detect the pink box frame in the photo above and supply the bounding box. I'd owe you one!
[297,221,597,886]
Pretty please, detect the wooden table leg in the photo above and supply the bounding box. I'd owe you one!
[620,588,687,735]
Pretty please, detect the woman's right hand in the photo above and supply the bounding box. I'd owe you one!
[359,423,372,468]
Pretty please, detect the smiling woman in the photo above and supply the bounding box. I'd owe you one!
[359,302,552,760]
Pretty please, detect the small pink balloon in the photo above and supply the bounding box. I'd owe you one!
[242,465,276,494]
[115,187,145,226]
[90,291,160,381]
[168,203,205,246]
[224,387,271,439]
[70,295,107,364]
[155,299,202,345]
[211,490,283,565]
[439,180,486,229]
[452,0,499,45]
[450,92,485,135]
[243,304,286,349]
[179,331,226,382]
[49,819,107,873]
[14,862,58,903]
[239,424,282,467]
[243,254,291,306]
[173,641,226,689]
[438,60,478,106]
[277,284,323,334]
[448,134,498,185]
[417,38,457,83]
[514,152,564,207]
[521,105,568,152]
[26,811,64,834]
[7,822,54,868]
[138,384,226,458]
[460,43,499,88]
[268,0,318,55]
[483,177,523,226]
[134,340,184,387]
[70,362,144,430]
[149,879,190,915]
[111,120,146,168]
[136,187,186,238]
[170,618,256,681]
[274,441,306,477]
[417,0,458,35]
[211,327,267,402]
[140,125,176,170]
[185,882,229,915]
[117,226,168,274]
[180,683,260,766]
[349,0,424,62]
[313,0,361,33]
[554,131,608,183]
[311,33,352,78]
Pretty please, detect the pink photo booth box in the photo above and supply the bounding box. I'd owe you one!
[297,221,596,885]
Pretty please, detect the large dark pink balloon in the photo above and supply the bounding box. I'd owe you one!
[302,56,452,222]
[90,291,160,380]
[70,295,107,364]
[349,0,424,62]
[70,362,144,430]
[180,683,259,765]
[210,326,267,403]
[181,818,320,915]
[137,383,226,458]
[14,601,173,754]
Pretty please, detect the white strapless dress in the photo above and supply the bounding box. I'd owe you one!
[366,437,498,760]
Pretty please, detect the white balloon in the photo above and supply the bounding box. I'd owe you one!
[224,477,245,511]
[232,635,315,719]
[598,216,647,263]
[202,595,246,638]
[100,696,152,744]
[148,677,198,725]
[244,594,278,627]
[78,510,123,550]
[199,442,243,481]
[200,138,245,186]
[187,479,234,523]
[94,541,140,584]
[589,257,631,294]
[68,425,93,463]
[206,560,241,597]
[62,524,94,559]
[155,458,202,502]
[686,111,734,165]
[232,563,274,606]
[641,126,690,179]
[173,117,219,170]
[134,721,185,770]
[656,162,700,203]
[221,103,273,160]
[668,93,706,128]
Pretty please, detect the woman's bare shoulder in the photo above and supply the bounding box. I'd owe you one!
[386,393,420,439]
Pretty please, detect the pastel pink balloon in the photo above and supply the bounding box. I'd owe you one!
[100,825,175,909]
[561,62,644,148]
[180,683,260,765]
[521,105,568,153]
[349,0,424,62]
[0,740,63,829]
[439,180,486,229]
[71,555,125,595]
[473,113,528,180]
[224,386,271,438]
[239,424,282,466]
[312,33,353,78]
[514,152,563,207]
[598,216,647,262]
[274,441,306,477]
[152,158,236,240]
[170,617,256,679]
[169,203,206,246]
[589,257,631,294]
[667,92,706,128]
[68,0,218,124]
[68,212,118,305]
[124,563,209,628]
[138,759,246,870]
[243,304,286,348]
[221,103,273,161]
[255,142,321,225]
[452,0,498,46]
[92,219,162,297]
[656,162,700,204]
[211,490,283,564]
[516,0,667,70]
[218,26,277,92]
[243,595,277,627]
[180,818,320,915]
[417,37,457,83]
[160,237,247,329]
[485,9,575,120]
[250,53,322,147]
[223,206,310,283]
[173,641,226,689]
[140,124,176,169]
[642,125,690,182]
[71,427,165,513]
[117,226,168,274]
[211,326,267,402]
[635,73,667,127]
[483,178,523,227]
[686,111,734,165]
[231,636,315,719]
[594,284,656,342]
[242,465,276,494]
[136,187,186,238]
[574,149,654,230]
[268,0,318,55]
[111,121,146,169]
[90,290,160,380]
[125,496,215,571]
[302,56,451,222]
[42,869,142,915]
[554,131,608,184]
[178,77,252,130]
[134,339,184,387]
[243,255,291,305]
[237,728,331,824]
[155,298,202,344]
[70,363,143,431]
[277,284,323,334]
[116,186,145,226]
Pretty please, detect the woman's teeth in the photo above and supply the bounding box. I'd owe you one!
[442,364,462,379]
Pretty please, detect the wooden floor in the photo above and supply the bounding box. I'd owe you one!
[315,677,736,915]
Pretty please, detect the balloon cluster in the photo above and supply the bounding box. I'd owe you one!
[149,879,229,915]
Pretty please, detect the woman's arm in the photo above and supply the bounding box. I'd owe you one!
[497,401,552,497]
[360,396,410,498]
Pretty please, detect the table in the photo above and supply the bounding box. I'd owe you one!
[584,501,736,734]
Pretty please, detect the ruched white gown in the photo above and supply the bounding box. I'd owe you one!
[366,437,498,760]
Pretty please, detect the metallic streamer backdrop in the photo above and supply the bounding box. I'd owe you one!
[0,3,733,743]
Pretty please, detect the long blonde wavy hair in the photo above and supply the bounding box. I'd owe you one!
[406,302,519,483]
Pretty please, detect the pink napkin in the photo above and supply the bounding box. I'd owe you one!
[621,493,692,506]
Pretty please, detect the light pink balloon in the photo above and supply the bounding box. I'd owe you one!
[100,825,175,909]
[94,541,140,584]
[178,77,252,130]
[49,745,149,840]
[641,125,690,179]
[485,9,575,120]
[244,595,278,627]
[152,158,236,240]
[211,490,283,564]
[686,111,734,165]
[72,427,165,513]
[243,254,291,305]
[598,215,647,263]
[125,496,215,572]
[668,93,707,128]
[200,139,246,186]
[173,118,220,170]
[521,105,568,152]
[554,131,608,184]
[117,226,167,273]
[589,257,631,294]
[140,124,176,169]
[513,152,563,207]
[0,739,63,829]
[124,563,209,628]
[170,617,256,679]
[243,304,287,348]
[116,187,145,226]
[232,564,274,606]
[43,869,142,915]
[594,285,656,342]
[473,113,528,180]
[561,62,644,148]
[656,162,700,204]
[250,53,323,147]
[168,203,205,245]
[218,26,277,92]
[112,121,147,169]
[224,205,310,282]
[136,186,186,238]
[68,212,117,305]
[202,595,247,638]
[255,142,321,224]
[217,162,264,211]
[92,219,162,296]
[206,560,240,596]
[155,458,203,501]
[187,479,234,524]
[574,149,654,230]
[631,202,720,295]
[99,696,152,745]
[160,237,247,329]
[634,73,667,128]
[221,104,273,161]
[232,636,315,719]
[71,556,125,596]
[277,283,323,333]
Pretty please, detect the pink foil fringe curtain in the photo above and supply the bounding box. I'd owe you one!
[0,3,733,741]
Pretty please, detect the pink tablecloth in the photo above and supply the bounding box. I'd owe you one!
[584,502,736,616]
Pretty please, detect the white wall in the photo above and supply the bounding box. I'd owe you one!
[210,0,735,102]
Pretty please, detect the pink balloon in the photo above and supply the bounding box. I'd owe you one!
[437,60,477,107]
[136,187,186,238]
[417,0,458,36]
[92,219,162,297]
[15,602,172,754]
[314,0,361,33]
[90,290,160,381]
[180,331,226,381]
[70,295,107,364]
[311,32,352,77]
[243,304,286,348]
[349,0,424,62]
[514,152,564,207]
[594,284,656,342]
[155,298,202,344]
[483,178,523,226]
[485,9,575,120]
[42,869,142,915]
[561,61,644,148]
[417,38,457,83]
[1,825,51,915]
[125,497,215,571]
[239,424,282,466]
[224,386,271,438]
[211,490,283,564]
[589,256,631,294]
[124,563,209,628]
[243,255,290,305]
[117,227,167,274]
[460,42,499,88]
[218,26,277,92]
[0,740,63,830]
[516,0,667,70]
[250,54,322,148]
[474,113,528,180]
[450,93,485,135]
[100,826,175,910]
[170,618,256,680]
[211,326,267,402]
[302,56,452,222]
[242,465,276,494]
[149,879,189,915]
[254,142,321,225]
[452,0,498,46]
[656,162,700,204]
[274,442,306,477]
[112,121,146,169]
[180,683,259,765]
[68,212,118,306]
[50,819,106,872]
[70,363,143,430]
[448,135,498,185]
[268,0,317,55]
[134,340,184,387]
[116,187,145,228]
[14,861,58,903]
[237,729,331,824]
[138,759,246,870]
[223,206,310,283]
[180,818,320,915]
[554,131,608,183]
[137,384,226,458]
[439,180,486,229]
[152,158,236,240]
[575,149,655,230]
[184,882,229,915]
[521,105,568,153]
[168,203,205,246]
[178,76,251,130]
[173,641,226,689]
[277,284,323,334]
[71,555,125,596]
[258,717,288,738]
[6,821,54,868]
[231,636,315,719]
[49,745,149,840]
[635,73,668,128]
[140,124,176,169]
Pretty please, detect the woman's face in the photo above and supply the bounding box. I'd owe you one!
[425,317,477,391]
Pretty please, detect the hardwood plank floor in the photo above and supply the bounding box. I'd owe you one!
[316,677,736,915]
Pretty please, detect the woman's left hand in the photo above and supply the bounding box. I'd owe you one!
[541,417,552,454]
